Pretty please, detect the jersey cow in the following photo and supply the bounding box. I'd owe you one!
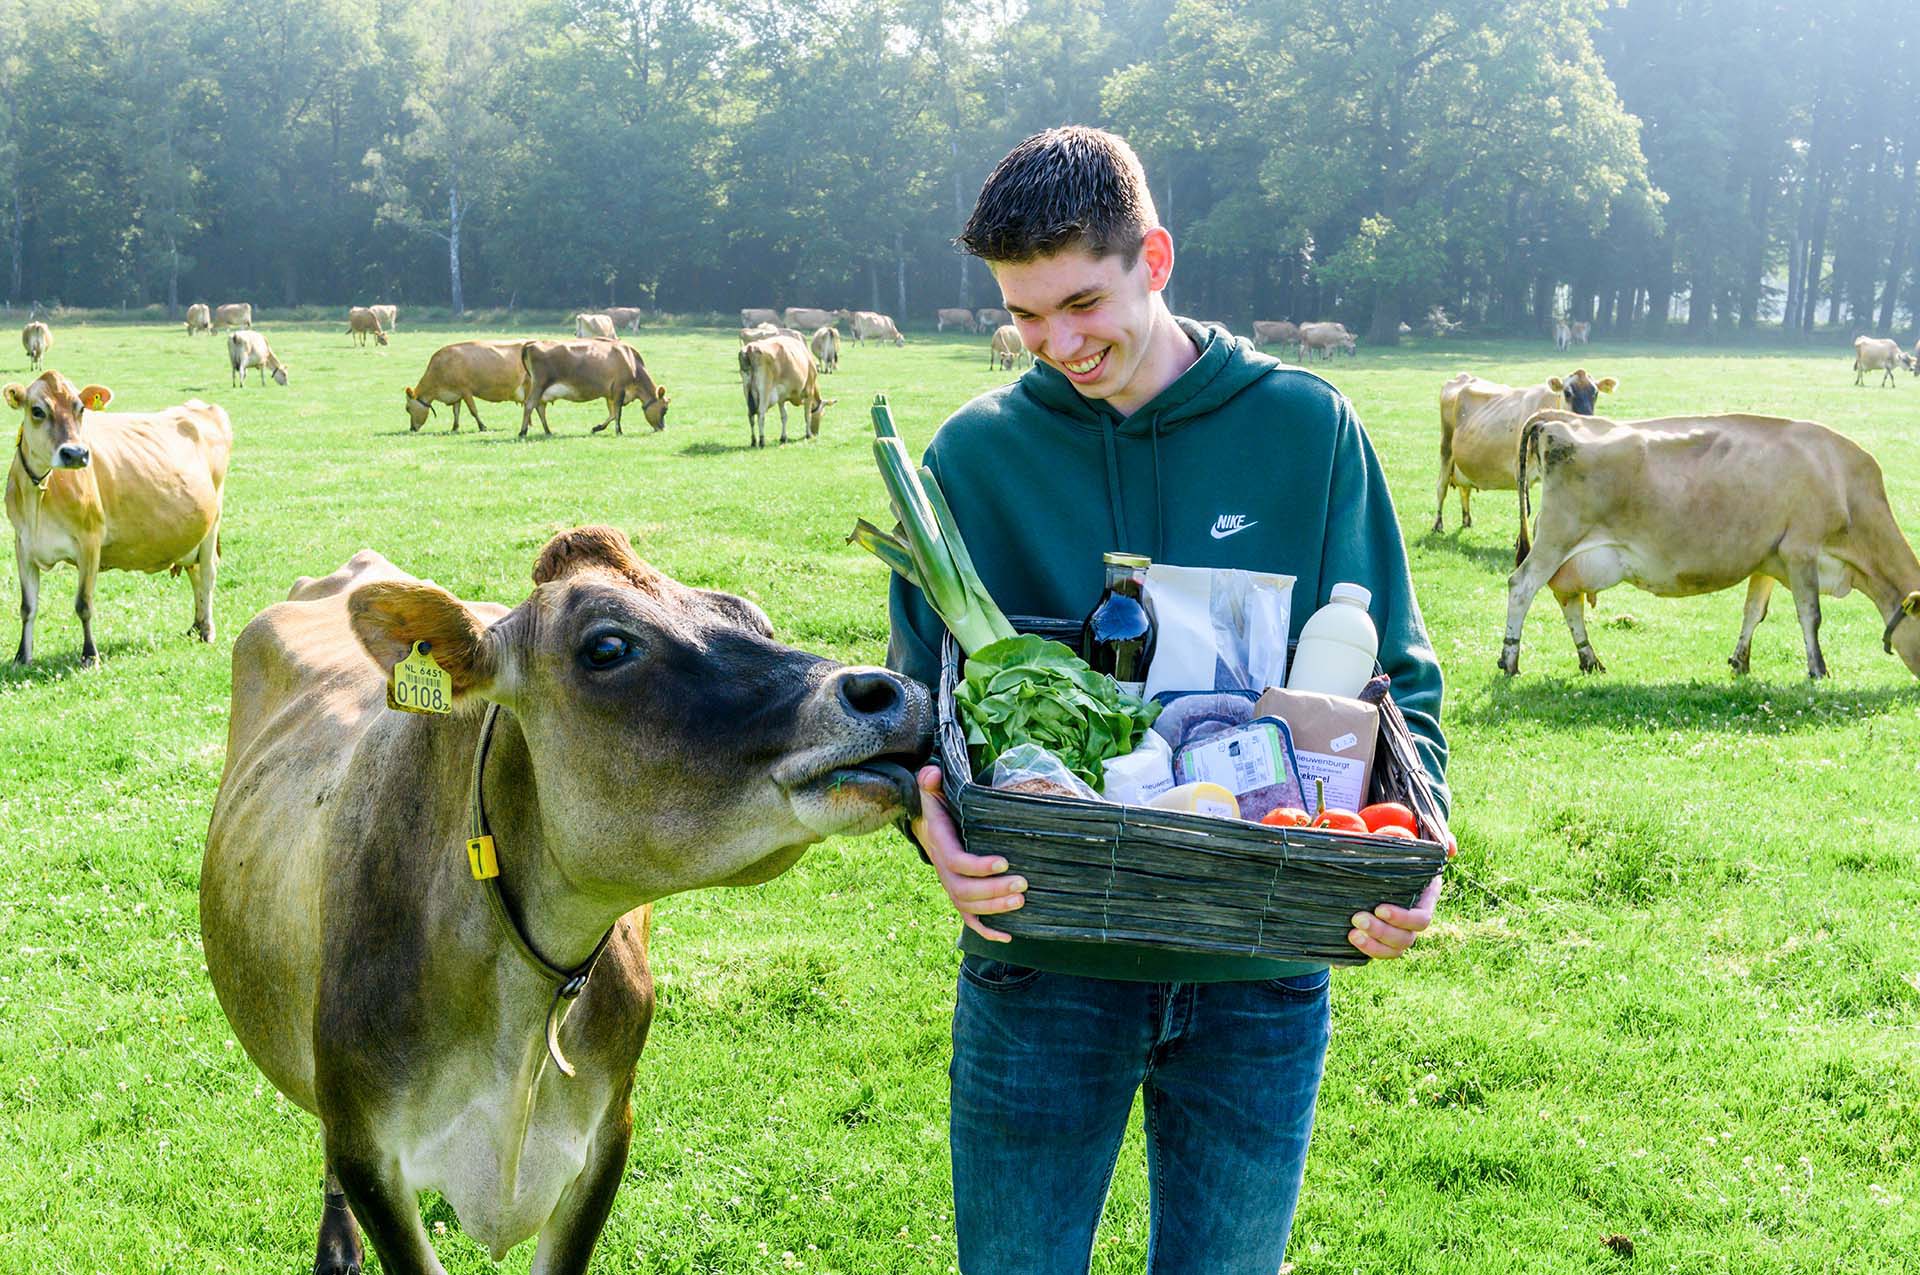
[1253,320,1299,350]
[1853,335,1913,387]
[229,331,289,386]
[844,311,904,346]
[783,307,834,332]
[214,303,253,331]
[347,307,389,347]
[809,324,839,373]
[936,308,978,333]
[22,321,50,371]
[1503,411,1920,680]
[6,372,230,665]
[1434,368,1619,533]
[201,525,929,1275]
[989,324,1027,370]
[519,341,669,437]
[739,308,779,328]
[574,313,617,341]
[604,306,642,333]
[405,340,528,432]
[976,307,1011,330]
[186,303,213,336]
[739,335,832,447]
[369,305,398,332]
[1297,321,1354,360]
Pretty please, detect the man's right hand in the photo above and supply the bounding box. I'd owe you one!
[910,764,1027,942]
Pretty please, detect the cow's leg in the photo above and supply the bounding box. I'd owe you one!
[187,520,219,642]
[1458,484,1473,529]
[1786,559,1828,678]
[1729,574,1774,675]
[314,1164,365,1275]
[465,395,486,431]
[74,545,100,666]
[1555,587,1605,674]
[326,1143,446,1275]
[528,1104,634,1275]
[13,539,38,665]
[1431,454,1454,533]
[1499,554,1559,676]
[777,402,790,445]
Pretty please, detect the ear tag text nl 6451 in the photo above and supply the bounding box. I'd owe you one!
[388,640,453,714]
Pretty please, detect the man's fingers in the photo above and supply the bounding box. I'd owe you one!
[1350,910,1416,957]
[964,913,1014,943]
[1367,875,1443,932]
[940,873,1028,904]
[1346,927,1399,959]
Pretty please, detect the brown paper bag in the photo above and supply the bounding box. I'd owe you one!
[1253,686,1379,813]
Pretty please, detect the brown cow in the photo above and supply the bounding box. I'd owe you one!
[783,307,835,332]
[989,324,1027,370]
[1434,368,1618,532]
[520,341,669,437]
[1252,320,1299,349]
[214,303,253,331]
[1503,410,1920,680]
[22,321,51,371]
[604,306,642,333]
[845,311,904,346]
[976,307,1011,330]
[739,335,832,447]
[810,324,840,373]
[186,303,213,336]
[936,308,978,334]
[1297,321,1354,360]
[574,313,617,341]
[7,372,230,665]
[347,307,389,347]
[739,323,801,344]
[740,307,780,328]
[229,331,289,387]
[405,340,528,432]
[200,526,929,1275]
[1853,336,1912,387]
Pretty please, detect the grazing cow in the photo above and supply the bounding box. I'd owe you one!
[740,307,780,328]
[783,307,834,332]
[1434,368,1619,532]
[936,308,978,334]
[370,305,398,332]
[575,313,617,341]
[1253,320,1299,349]
[989,324,1027,370]
[976,307,1011,330]
[1570,320,1590,345]
[186,303,213,337]
[739,323,802,344]
[1297,321,1355,360]
[201,525,929,1275]
[520,340,669,437]
[229,331,289,387]
[1503,410,1920,680]
[6,372,230,665]
[22,321,51,371]
[1553,319,1572,351]
[810,325,839,374]
[604,306,642,333]
[214,303,253,331]
[1852,335,1911,387]
[346,307,389,347]
[847,311,904,346]
[405,340,528,432]
[739,335,832,447]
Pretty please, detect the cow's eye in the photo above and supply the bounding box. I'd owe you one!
[29,404,44,421]
[582,633,632,669]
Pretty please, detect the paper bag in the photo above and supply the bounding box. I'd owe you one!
[1253,686,1378,813]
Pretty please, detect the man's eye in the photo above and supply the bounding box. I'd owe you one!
[584,634,631,668]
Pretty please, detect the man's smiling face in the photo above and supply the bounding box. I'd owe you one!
[992,229,1175,417]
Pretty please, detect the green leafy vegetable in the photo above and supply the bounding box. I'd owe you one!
[955,635,1161,789]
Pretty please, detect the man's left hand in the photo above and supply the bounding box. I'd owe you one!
[1348,872,1442,960]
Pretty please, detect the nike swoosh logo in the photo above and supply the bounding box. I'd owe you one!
[1211,521,1257,540]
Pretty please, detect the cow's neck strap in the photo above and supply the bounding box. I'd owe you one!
[1885,593,1920,654]
[14,431,49,491]
[469,701,617,1079]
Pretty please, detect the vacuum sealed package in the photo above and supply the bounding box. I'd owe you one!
[1141,564,1294,700]
[1100,730,1176,805]
[1170,716,1307,821]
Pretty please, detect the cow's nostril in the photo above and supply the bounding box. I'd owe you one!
[839,669,902,718]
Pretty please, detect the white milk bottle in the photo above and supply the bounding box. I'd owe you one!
[1285,583,1377,698]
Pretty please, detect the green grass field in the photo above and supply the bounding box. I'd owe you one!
[3,319,1917,1273]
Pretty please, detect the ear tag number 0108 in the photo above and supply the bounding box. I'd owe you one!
[388,640,453,715]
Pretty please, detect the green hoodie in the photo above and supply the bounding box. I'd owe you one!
[888,318,1448,982]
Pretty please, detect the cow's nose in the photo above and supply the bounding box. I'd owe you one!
[836,667,905,718]
[55,443,90,468]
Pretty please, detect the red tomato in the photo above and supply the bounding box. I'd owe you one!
[1368,825,1415,840]
[1358,802,1417,834]
[1260,807,1311,827]
[1308,809,1369,834]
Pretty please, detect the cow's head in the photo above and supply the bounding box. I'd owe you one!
[624,380,670,431]
[1549,368,1616,415]
[374,329,389,347]
[347,526,929,899]
[404,387,434,430]
[6,372,112,476]
[1885,591,1920,677]
[807,396,838,440]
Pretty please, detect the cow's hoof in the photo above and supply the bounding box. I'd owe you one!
[1728,655,1749,676]
[1578,654,1606,674]
[1497,657,1518,677]
[190,624,214,643]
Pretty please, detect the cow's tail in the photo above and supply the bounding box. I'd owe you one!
[738,347,757,416]
[1515,415,1549,567]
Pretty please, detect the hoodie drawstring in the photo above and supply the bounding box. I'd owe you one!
[1101,419,1128,552]
[1150,413,1165,562]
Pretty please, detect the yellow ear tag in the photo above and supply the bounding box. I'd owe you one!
[467,834,499,879]
[387,640,454,714]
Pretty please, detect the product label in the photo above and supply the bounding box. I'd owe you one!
[1295,750,1365,813]
[1177,724,1282,797]
[1328,732,1359,754]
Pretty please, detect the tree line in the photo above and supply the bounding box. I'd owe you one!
[1,0,1912,344]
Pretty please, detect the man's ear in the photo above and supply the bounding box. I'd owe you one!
[77,385,112,411]
[1141,226,1175,292]
[348,581,501,696]
[3,383,25,409]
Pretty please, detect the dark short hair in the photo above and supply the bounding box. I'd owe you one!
[956,127,1158,266]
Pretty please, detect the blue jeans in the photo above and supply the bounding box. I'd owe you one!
[950,955,1331,1275]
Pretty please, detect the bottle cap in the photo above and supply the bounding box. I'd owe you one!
[1103,552,1151,569]
[1329,582,1372,608]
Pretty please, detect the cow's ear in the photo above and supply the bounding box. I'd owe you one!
[1904,591,1920,617]
[655,383,669,403]
[348,581,500,697]
[1596,377,1618,394]
[1546,377,1565,393]
[3,383,23,409]
[404,385,417,400]
[78,385,112,411]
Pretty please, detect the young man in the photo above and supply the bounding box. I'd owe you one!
[887,127,1447,1274]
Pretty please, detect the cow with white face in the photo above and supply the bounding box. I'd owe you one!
[202,525,931,1275]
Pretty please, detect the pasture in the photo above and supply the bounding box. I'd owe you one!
[3,321,1917,1273]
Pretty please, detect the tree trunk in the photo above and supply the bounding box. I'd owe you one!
[1802,164,1833,335]
[1876,137,1916,334]
[869,256,879,311]
[1366,289,1402,345]
[1739,167,1770,332]
[894,229,906,321]
[167,236,179,319]
[953,152,969,308]
[448,183,465,317]
[9,186,22,302]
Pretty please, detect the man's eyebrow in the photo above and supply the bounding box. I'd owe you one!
[1008,288,1105,316]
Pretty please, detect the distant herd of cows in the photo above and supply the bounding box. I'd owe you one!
[8,301,1920,684]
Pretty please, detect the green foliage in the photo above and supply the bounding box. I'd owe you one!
[955,634,1160,788]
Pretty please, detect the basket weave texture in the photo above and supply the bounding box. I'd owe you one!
[938,619,1450,965]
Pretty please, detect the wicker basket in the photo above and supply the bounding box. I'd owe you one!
[937,619,1450,965]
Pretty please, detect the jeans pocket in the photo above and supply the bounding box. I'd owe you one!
[1259,968,1331,1002]
[958,953,1043,992]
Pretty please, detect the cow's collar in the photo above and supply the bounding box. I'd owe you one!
[469,702,617,1079]
[1885,594,1920,654]
[13,429,50,491]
